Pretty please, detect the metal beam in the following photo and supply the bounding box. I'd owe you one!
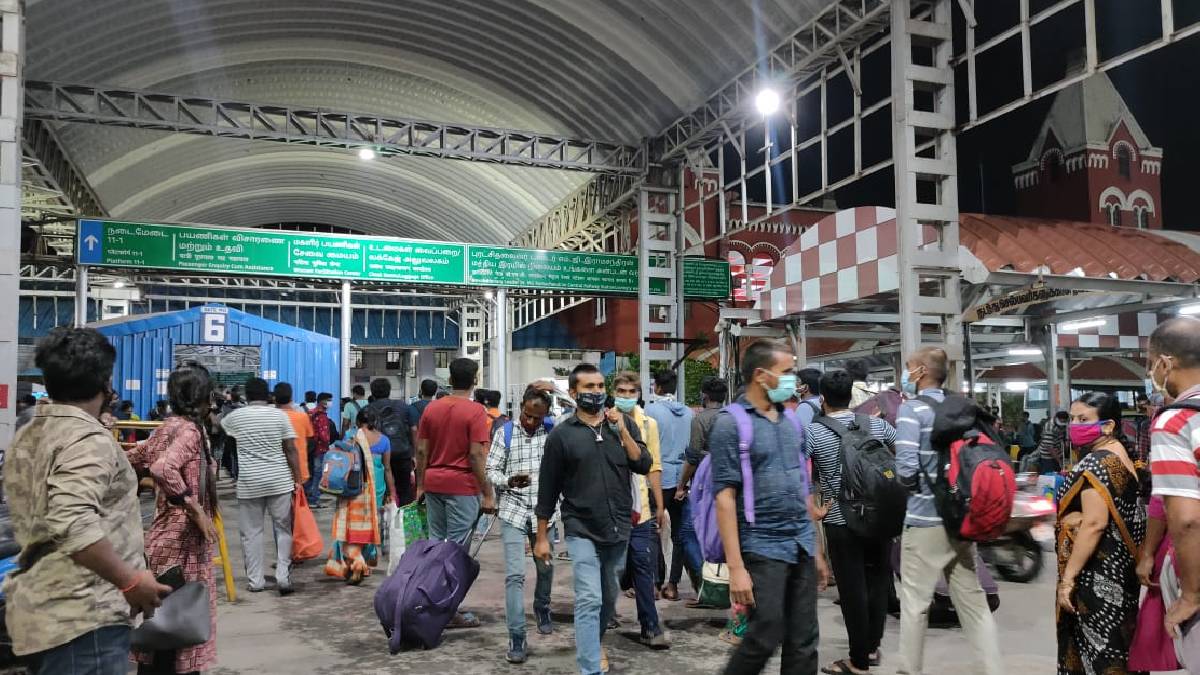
[510,172,639,250]
[22,119,106,221]
[24,81,645,175]
[654,0,890,162]
[986,271,1200,298]
[1038,297,1191,325]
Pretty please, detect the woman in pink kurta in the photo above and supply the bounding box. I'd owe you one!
[127,366,219,674]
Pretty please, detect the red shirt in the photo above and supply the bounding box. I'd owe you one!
[417,396,492,495]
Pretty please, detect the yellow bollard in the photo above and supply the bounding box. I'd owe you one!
[213,510,237,602]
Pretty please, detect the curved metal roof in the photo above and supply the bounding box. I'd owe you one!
[27,0,827,243]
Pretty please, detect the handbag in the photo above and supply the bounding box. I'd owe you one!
[697,562,732,609]
[130,581,211,651]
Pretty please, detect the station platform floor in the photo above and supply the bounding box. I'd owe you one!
[204,477,1056,674]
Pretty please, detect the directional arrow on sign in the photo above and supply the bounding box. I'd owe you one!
[84,234,99,251]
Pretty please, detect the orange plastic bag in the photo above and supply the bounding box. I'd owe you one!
[291,488,324,562]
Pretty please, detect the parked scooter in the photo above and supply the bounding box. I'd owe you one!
[978,472,1055,583]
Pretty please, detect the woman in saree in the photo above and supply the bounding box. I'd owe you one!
[324,408,395,585]
[1056,391,1147,675]
[127,365,219,674]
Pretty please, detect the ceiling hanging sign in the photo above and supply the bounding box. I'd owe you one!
[962,282,1091,323]
[76,219,730,298]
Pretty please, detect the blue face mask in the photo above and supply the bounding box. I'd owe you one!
[900,368,917,395]
[766,373,797,404]
[613,396,638,413]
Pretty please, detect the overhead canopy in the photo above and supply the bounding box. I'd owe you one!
[27,0,829,242]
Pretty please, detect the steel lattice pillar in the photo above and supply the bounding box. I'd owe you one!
[637,186,680,394]
[0,0,21,446]
[890,0,965,383]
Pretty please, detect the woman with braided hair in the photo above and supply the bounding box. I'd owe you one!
[127,364,219,674]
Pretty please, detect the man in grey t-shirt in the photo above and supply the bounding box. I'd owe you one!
[221,377,300,595]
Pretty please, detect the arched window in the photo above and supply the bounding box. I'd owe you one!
[1135,206,1150,229]
[1116,144,1132,179]
[727,249,776,302]
[1047,154,1063,182]
[1106,203,1122,227]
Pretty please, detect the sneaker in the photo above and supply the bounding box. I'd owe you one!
[606,616,620,630]
[277,582,294,596]
[247,584,266,593]
[639,630,670,650]
[506,634,528,664]
[535,607,553,635]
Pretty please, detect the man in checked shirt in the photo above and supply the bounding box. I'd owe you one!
[486,386,557,664]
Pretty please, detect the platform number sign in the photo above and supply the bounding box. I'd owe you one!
[201,308,227,344]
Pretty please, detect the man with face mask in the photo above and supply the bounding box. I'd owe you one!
[894,346,1003,675]
[711,340,829,675]
[535,363,651,674]
[1146,317,1200,664]
[611,371,669,649]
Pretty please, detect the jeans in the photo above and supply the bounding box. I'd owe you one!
[27,625,130,675]
[392,455,415,506]
[502,521,553,637]
[825,524,890,670]
[661,488,703,587]
[722,552,819,675]
[897,526,1002,675]
[626,521,662,635]
[566,535,626,675]
[426,493,480,545]
[304,450,324,504]
[238,491,294,589]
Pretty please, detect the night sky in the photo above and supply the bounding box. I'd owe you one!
[736,1,1200,232]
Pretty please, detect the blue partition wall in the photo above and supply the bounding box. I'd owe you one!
[93,304,339,417]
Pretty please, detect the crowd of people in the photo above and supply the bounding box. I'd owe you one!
[5,315,1200,675]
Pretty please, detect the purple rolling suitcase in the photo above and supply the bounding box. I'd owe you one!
[374,513,493,652]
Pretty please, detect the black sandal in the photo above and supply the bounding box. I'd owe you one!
[821,659,866,675]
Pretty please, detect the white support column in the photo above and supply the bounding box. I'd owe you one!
[74,264,89,327]
[494,287,509,409]
[890,0,965,385]
[674,172,688,399]
[459,302,485,365]
[0,0,21,447]
[1040,323,1060,413]
[638,186,678,394]
[340,280,352,403]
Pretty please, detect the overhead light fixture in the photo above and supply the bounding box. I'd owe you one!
[1059,317,1107,332]
[112,280,126,289]
[1180,303,1200,315]
[1004,381,1029,392]
[357,147,376,161]
[483,290,494,301]
[754,88,781,116]
[1008,347,1042,356]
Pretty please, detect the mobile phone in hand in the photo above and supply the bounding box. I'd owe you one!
[156,565,185,591]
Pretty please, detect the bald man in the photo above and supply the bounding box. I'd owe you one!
[1147,317,1200,665]
[894,346,1001,675]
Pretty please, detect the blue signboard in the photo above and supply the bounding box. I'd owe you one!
[77,219,103,264]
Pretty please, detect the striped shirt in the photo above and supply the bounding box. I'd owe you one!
[1150,385,1200,501]
[895,389,944,527]
[221,403,297,500]
[485,422,554,530]
[806,412,898,526]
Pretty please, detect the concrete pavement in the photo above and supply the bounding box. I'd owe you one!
[207,479,1056,674]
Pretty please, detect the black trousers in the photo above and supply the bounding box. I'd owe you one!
[825,524,891,670]
[722,552,819,675]
[391,455,415,506]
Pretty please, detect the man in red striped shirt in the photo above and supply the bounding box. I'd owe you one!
[1147,316,1200,656]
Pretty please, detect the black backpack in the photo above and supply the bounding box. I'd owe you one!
[814,414,907,539]
[370,400,413,459]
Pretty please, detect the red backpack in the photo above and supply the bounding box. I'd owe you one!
[309,408,333,454]
[917,395,1016,541]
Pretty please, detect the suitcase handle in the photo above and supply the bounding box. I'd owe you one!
[466,511,495,559]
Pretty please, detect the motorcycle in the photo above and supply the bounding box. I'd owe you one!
[978,473,1056,583]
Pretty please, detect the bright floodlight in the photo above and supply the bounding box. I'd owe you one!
[358,147,376,161]
[113,280,126,289]
[1180,303,1200,315]
[1008,347,1042,356]
[755,88,781,116]
[1059,317,1107,332]
[484,290,494,301]
[1004,381,1029,392]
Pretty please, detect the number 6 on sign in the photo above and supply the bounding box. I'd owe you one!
[202,312,226,344]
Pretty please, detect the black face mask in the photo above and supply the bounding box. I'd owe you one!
[575,392,606,415]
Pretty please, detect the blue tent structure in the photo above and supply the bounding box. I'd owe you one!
[92,304,339,417]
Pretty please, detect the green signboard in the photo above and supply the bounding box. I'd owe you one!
[468,245,638,294]
[78,219,466,285]
[78,219,730,298]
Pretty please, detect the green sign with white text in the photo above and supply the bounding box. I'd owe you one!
[77,219,730,298]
